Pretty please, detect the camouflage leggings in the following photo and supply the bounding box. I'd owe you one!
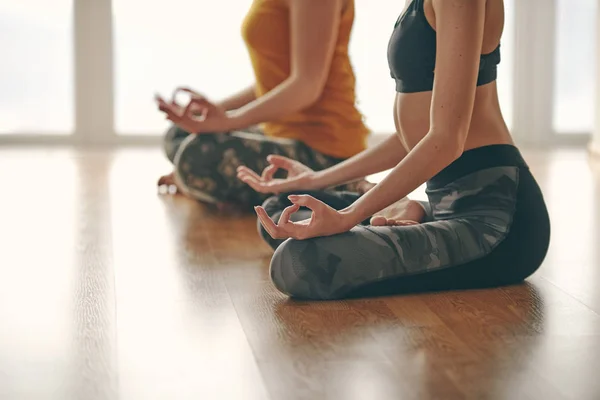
[262,145,551,300]
[164,126,345,208]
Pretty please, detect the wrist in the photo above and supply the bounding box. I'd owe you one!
[214,100,230,111]
[310,170,329,190]
[339,204,365,229]
[226,109,250,131]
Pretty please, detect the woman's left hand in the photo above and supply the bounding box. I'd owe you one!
[255,194,356,240]
[156,95,237,133]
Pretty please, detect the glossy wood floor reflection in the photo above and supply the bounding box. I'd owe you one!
[0,146,599,400]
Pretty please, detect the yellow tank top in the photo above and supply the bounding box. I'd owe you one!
[241,0,369,159]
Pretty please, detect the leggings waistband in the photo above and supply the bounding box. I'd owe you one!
[427,144,528,190]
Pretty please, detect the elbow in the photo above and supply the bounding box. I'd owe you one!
[450,136,466,160]
[291,76,325,110]
[305,87,323,107]
[429,128,468,162]
[299,84,323,110]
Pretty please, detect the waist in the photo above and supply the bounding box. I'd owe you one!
[427,144,528,190]
[395,83,511,149]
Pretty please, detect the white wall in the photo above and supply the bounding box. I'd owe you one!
[594,0,600,156]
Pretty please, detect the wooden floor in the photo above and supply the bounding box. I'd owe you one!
[0,146,599,400]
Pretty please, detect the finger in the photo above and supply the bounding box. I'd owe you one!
[236,172,261,186]
[200,106,209,119]
[369,217,419,227]
[236,171,257,185]
[237,165,260,176]
[284,220,314,240]
[171,86,195,103]
[370,216,388,226]
[159,101,177,115]
[261,164,278,181]
[177,87,203,98]
[236,167,262,181]
[174,86,192,94]
[157,99,173,112]
[267,176,301,194]
[287,195,324,212]
[255,206,284,238]
[266,154,297,172]
[237,170,260,184]
[239,174,269,193]
[173,88,203,110]
[159,105,177,116]
[186,97,213,118]
[183,99,197,118]
[188,96,211,106]
[165,109,180,121]
[278,204,300,227]
[182,97,204,117]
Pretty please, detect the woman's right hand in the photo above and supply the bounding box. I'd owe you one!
[237,155,322,194]
[156,87,212,116]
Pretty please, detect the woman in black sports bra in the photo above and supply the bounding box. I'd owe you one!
[237,0,551,300]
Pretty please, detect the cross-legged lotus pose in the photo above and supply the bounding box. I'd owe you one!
[237,0,551,300]
[155,0,373,209]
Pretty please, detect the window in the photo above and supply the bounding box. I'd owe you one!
[351,0,399,134]
[112,0,254,135]
[553,0,597,133]
[0,0,593,144]
[0,0,74,134]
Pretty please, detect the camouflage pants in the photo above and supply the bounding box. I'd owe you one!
[264,145,551,300]
[164,126,345,209]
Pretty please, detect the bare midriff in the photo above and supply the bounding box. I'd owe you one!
[393,81,514,153]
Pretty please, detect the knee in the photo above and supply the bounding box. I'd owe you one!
[173,134,216,182]
[269,239,337,300]
[164,125,190,163]
[172,136,223,202]
[270,239,310,298]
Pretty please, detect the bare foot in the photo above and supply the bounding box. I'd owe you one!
[343,179,377,194]
[157,172,180,194]
[356,179,377,195]
[370,199,426,226]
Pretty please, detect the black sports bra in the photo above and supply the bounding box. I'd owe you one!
[388,0,501,93]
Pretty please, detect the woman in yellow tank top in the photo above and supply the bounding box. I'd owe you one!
[156,0,370,209]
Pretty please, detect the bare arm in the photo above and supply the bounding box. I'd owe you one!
[312,134,407,188]
[311,100,407,188]
[343,0,486,222]
[238,132,407,193]
[227,0,344,130]
[216,85,256,111]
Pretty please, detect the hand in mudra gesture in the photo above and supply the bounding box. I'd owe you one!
[155,87,231,133]
[237,155,320,194]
